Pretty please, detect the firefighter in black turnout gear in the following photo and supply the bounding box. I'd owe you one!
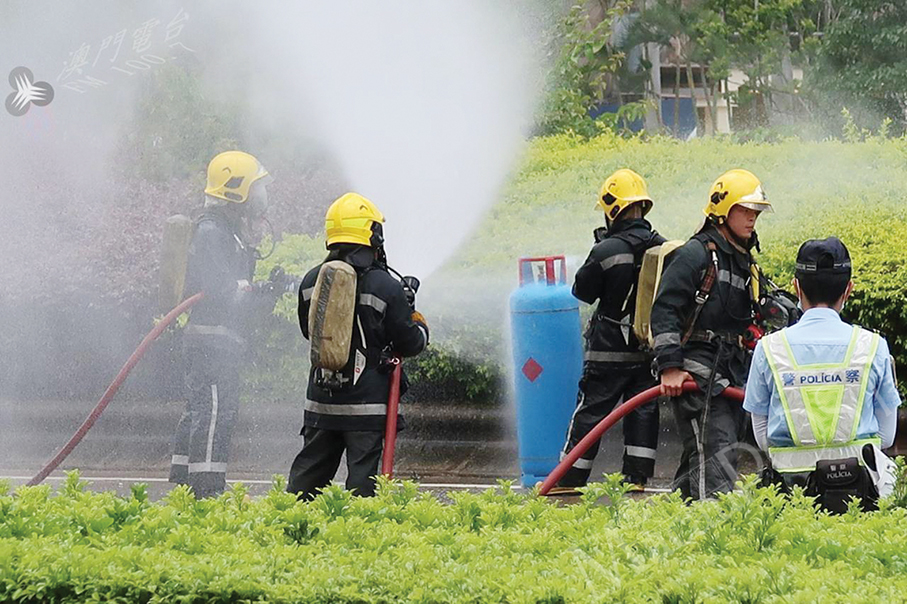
[651,169,773,500]
[288,192,429,500]
[552,169,665,494]
[170,151,292,498]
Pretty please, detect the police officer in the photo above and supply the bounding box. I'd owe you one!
[744,237,900,511]
[288,192,429,499]
[551,169,665,494]
[170,151,289,498]
[651,169,773,500]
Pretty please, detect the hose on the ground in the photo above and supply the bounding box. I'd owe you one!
[27,293,205,486]
[538,381,745,495]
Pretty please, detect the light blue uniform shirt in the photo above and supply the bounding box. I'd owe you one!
[744,307,901,447]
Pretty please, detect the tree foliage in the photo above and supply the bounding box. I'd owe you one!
[538,0,635,137]
[808,0,907,132]
[546,0,907,137]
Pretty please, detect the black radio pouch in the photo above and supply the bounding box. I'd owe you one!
[806,457,879,514]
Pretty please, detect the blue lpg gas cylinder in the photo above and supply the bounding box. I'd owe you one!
[509,256,583,487]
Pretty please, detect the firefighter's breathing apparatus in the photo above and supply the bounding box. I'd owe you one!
[309,238,422,391]
[305,236,420,477]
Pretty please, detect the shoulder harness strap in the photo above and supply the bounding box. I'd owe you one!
[681,242,719,345]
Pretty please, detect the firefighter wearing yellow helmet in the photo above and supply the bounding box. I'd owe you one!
[549,169,665,495]
[170,151,294,498]
[704,168,773,224]
[597,168,654,223]
[650,168,776,500]
[324,192,386,247]
[288,192,429,500]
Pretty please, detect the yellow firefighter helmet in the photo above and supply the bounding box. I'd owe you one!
[325,192,386,247]
[704,169,773,221]
[597,169,653,221]
[204,151,270,203]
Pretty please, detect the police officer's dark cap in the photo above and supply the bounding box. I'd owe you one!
[795,237,852,276]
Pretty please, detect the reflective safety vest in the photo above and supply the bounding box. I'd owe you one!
[762,326,881,473]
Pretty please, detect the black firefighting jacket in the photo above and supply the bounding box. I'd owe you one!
[651,225,755,395]
[183,208,264,353]
[297,245,429,431]
[573,218,665,365]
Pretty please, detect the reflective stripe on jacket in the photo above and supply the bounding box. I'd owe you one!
[573,218,664,364]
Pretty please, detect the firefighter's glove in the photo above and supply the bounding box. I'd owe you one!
[411,311,428,329]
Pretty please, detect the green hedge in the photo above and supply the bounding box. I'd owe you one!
[446,133,907,400]
[759,207,907,383]
[3,471,907,602]
[254,134,907,403]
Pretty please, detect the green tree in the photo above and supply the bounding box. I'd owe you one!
[626,0,820,134]
[808,0,907,132]
[120,64,241,181]
[700,0,823,128]
[627,0,728,135]
[538,0,635,137]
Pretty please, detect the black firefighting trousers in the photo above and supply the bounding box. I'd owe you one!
[287,427,384,500]
[671,390,748,501]
[557,363,659,487]
[169,346,240,499]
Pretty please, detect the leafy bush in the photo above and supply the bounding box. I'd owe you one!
[4,471,907,602]
[252,133,907,404]
[406,336,502,403]
[759,206,907,384]
[444,132,907,398]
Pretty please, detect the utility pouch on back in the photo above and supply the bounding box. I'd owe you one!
[807,457,878,514]
[308,261,358,380]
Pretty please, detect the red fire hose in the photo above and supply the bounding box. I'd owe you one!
[538,380,746,495]
[381,361,403,477]
[27,293,204,486]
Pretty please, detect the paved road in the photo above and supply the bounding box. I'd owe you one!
[0,469,676,501]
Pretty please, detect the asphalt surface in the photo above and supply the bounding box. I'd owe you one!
[1,396,687,500]
[0,469,677,501]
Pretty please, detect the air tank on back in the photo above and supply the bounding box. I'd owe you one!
[509,256,583,487]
